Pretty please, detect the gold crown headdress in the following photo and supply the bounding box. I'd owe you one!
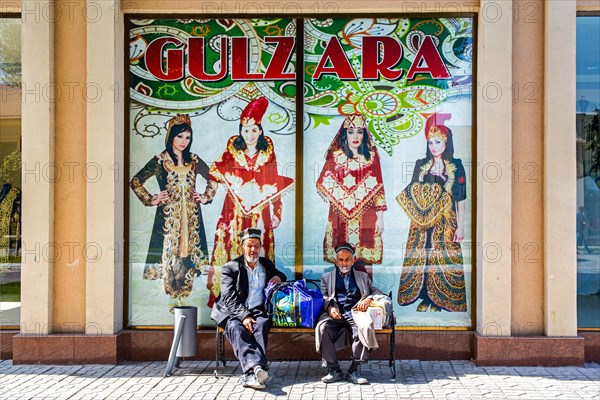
[342,114,366,129]
[424,113,451,142]
[165,114,192,144]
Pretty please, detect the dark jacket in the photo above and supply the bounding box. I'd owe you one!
[210,256,287,326]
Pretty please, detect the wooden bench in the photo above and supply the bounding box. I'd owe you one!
[214,308,396,380]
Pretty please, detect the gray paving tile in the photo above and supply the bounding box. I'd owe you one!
[1,361,599,399]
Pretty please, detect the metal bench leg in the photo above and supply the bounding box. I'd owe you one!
[214,325,228,378]
[390,315,396,381]
[214,327,218,377]
[219,331,226,367]
[214,326,221,378]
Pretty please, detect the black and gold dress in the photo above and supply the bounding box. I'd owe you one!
[130,151,210,300]
[0,183,21,262]
[396,157,467,312]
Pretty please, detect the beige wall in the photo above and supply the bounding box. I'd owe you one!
[0,0,19,13]
[85,0,124,335]
[511,0,545,336]
[475,0,513,337]
[121,0,479,13]
[19,0,55,334]
[578,0,600,11]
[544,0,578,337]
[52,0,87,333]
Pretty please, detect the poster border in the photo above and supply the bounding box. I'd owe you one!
[122,13,478,330]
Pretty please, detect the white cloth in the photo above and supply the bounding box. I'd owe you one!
[244,260,266,309]
[350,308,379,350]
[369,294,394,327]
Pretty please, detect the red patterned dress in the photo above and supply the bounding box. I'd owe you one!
[316,148,387,264]
[205,136,294,307]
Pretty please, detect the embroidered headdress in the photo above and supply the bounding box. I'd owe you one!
[324,113,375,159]
[342,114,366,129]
[240,97,269,126]
[425,113,452,142]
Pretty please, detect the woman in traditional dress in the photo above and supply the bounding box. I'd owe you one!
[204,97,294,307]
[0,183,20,262]
[316,114,387,277]
[396,113,467,312]
[130,114,210,302]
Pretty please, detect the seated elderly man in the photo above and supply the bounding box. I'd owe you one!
[211,228,286,390]
[315,243,384,385]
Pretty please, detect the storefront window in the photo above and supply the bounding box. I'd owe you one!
[127,17,473,328]
[128,18,297,326]
[301,18,473,328]
[576,16,600,329]
[0,17,22,328]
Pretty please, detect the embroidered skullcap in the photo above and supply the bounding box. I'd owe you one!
[240,228,262,243]
[334,242,355,255]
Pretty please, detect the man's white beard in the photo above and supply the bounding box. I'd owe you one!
[245,255,259,264]
[338,265,351,274]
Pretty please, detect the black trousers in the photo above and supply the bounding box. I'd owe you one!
[224,308,271,374]
[319,317,367,369]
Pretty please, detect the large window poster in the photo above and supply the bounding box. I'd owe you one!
[302,18,474,327]
[128,18,297,326]
[127,17,474,328]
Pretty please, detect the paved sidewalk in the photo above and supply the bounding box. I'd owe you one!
[0,359,598,400]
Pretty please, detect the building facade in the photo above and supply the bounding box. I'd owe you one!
[0,0,598,365]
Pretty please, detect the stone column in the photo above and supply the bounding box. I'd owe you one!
[475,0,513,338]
[85,0,124,336]
[543,0,577,337]
[19,0,55,335]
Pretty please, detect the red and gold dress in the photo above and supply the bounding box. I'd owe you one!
[316,147,387,264]
[205,136,294,307]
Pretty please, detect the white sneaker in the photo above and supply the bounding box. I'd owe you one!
[241,374,266,390]
[254,366,270,385]
[321,369,343,383]
[349,370,368,385]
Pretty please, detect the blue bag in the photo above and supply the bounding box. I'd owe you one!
[264,280,324,328]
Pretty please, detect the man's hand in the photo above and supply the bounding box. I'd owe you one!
[269,275,282,285]
[242,316,256,333]
[355,298,371,312]
[327,305,342,320]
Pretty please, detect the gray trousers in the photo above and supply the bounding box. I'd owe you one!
[224,308,270,374]
[319,317,367,369]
